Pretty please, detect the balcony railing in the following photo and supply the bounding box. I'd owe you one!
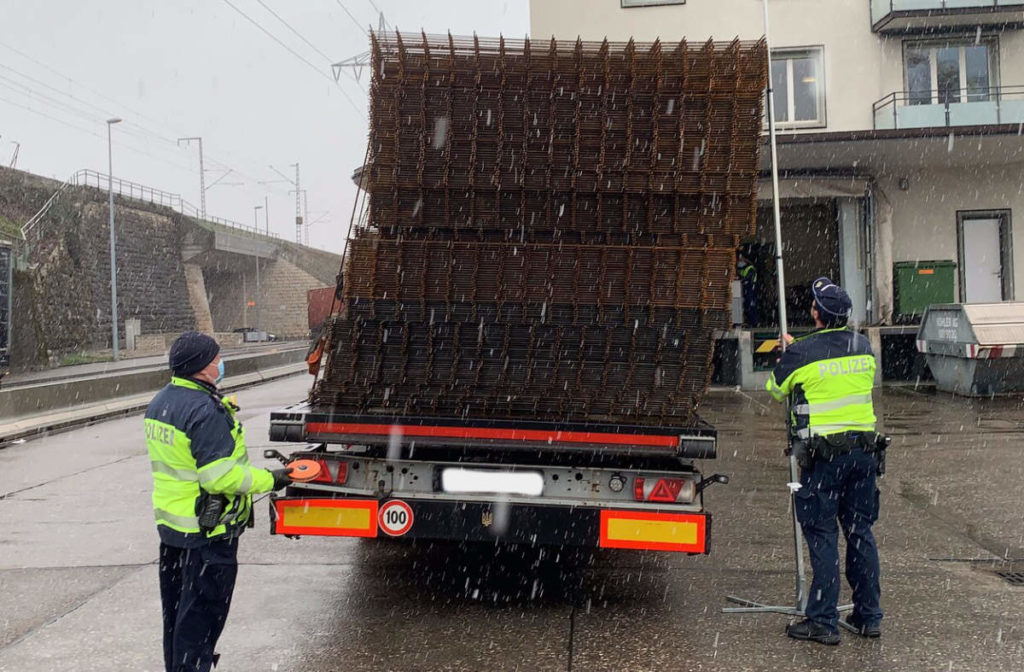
[873,86,1024,129]
[871,0,1024,32]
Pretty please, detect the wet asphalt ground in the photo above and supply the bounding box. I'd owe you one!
[1,374,1022,671]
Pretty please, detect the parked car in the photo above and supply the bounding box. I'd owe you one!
[233,327,277,343]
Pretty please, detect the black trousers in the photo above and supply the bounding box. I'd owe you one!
[795,449,883,633]
[159,538,239,672]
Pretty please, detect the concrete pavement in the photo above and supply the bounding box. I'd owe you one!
[0,376,1022,671]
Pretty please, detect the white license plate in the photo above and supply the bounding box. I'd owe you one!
[440,468,544,496]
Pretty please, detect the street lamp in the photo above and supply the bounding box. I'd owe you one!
[106,117,122,361]
[252,205,263,332]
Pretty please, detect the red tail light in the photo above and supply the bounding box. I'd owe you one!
[310,459,349,484]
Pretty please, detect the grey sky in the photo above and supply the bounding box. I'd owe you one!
[0,0,530,253]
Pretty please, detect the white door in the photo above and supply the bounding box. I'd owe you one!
[962,218,1003,303]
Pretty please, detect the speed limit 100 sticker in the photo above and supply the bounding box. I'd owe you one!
[377,500,414,536]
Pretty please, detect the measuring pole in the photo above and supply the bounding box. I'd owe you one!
[723,0,829,618]
[760,0,807,610]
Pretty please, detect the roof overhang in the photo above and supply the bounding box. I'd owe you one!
[763,125,1024,174]
[873,6,1024,33]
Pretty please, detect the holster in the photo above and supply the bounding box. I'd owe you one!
[787,439,814,470]
[866,433,891,476]
[197,492,228,534]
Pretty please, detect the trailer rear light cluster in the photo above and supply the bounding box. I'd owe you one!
[633,477,696,504]
[310,458,349,485]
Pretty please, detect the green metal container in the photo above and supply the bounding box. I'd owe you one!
[894,260,956,319]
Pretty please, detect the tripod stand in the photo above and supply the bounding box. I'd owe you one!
[721,445,853,621]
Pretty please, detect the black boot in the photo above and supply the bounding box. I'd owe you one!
[786,619,841,645]
[842,616,881,638]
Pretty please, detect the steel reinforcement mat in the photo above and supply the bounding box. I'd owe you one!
[313,33,767,426]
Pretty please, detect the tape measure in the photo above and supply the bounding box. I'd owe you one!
[286,459,322,482]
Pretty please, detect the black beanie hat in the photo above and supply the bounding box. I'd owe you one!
[811,277,853,326]
[168,331,220,377]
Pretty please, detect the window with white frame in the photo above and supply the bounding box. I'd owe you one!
[769,48,826,128]
[621,0,685,7]
[904,38,998,105]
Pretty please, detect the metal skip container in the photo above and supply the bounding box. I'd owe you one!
[916,303,1024,396]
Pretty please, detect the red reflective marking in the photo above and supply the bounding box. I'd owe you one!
[305,422,679,448]
[273,499,378,538]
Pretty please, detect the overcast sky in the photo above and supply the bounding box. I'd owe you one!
[0,0,529,253]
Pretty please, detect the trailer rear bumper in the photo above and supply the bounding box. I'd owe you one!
[270,495,711,554]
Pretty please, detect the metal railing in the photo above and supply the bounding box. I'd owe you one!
[20,173,77,238]
[872,85,1024,129]
[872,0,1024,26]
[21,169,281,241]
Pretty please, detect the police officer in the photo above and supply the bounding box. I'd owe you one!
[766,278,883,645]
[737,252,759,327]
[146,331,293,672]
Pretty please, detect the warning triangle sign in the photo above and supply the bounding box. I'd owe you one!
[649,479,682,502]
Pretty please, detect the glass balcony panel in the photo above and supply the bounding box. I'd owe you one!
[897,1,946,9]
[875,107,898,129]
[948,101,999,125]
[889,1,1024,9]
[895,104,948,128]
[874,87,1024,129]
[998,100,1024,123]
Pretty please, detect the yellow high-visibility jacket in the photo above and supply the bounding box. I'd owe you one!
[144,377,274,547]
[766,327,876,439]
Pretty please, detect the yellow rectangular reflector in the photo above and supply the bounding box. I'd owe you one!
[274,499,378,537]
[599,510,706,553]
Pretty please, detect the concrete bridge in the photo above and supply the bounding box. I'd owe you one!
[0,167,341,370]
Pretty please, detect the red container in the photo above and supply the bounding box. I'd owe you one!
[307,287,336,332]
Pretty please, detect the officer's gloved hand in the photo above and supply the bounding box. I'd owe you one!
[270,468,294,490]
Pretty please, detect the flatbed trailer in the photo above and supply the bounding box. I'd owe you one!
[267,405,726,553]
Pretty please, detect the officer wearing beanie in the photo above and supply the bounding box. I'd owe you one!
[767,278,883,645]
[145,331,293,672]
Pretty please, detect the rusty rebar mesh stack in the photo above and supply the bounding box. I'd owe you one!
[312,32,767,425]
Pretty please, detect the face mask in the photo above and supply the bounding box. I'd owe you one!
[215,360,225,385]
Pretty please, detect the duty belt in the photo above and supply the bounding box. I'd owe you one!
[810,431,872,459]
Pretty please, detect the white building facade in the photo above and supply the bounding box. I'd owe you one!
[530,0,1024,326]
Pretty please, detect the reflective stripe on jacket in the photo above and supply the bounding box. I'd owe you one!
[145,376,274,547]
[766,327,876,438]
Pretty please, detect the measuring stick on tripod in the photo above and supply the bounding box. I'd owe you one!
[721,0,852,620]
